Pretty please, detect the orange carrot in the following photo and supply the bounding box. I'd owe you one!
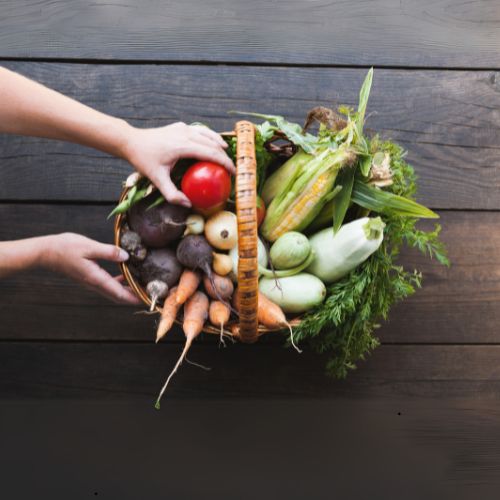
[175,269,201,305]
[183,291,209,338]
[209,300,231,347]
[233,288,301,353]
[155,291,209,409]
[230,324,241,340]
[155,286,181,343]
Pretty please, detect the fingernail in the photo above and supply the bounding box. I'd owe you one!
[119,249,129,261]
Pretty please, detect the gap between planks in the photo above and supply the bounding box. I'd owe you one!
[1,57,500,72]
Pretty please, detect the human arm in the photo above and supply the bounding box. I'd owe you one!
[0,66,234,206]
[0,233,140,304]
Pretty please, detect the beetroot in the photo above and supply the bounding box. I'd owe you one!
[128,194,190,248]
[136,248,183,306]
[176,235,237,314]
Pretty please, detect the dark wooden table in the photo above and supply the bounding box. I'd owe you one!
[1,1,500,498]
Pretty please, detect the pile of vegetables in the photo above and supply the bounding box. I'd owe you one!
[113,68,449,407]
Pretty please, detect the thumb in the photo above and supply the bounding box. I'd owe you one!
[86,241,129,263]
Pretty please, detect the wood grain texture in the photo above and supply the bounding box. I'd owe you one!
[0,204,498,345]
[2,400,499,499]
[2,342,500,399]
[1,62,500,209]
[0,0,500,67]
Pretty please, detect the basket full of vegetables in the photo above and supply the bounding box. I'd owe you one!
[113,69,449,407]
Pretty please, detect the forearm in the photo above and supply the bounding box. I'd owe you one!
[0,66,132,159]
[0,236,53,278]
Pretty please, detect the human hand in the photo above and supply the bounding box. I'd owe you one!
[41,233,141,305]
[123,122,235,207]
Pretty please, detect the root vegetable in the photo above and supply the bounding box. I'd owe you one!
[209,300,231,347]
[212,252,233,276]
[119,228,147,262]
[155,291,209,409]
[176,235,230,308]
[176,269,202,305]
[183,214,205,236]
[205,211,238,250]
[203,273,234,301]
[128,194,190,247]
[137,248,182,288]
[146,279,168,311]
[156,286,181,342]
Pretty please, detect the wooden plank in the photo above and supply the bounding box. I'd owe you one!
[1,62,500,209]
[0,0,499,68]
[2,342,500,399]
[0,205,498,344]
[1,400,498,499]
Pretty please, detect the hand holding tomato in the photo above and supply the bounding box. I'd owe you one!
[124,122,235,207]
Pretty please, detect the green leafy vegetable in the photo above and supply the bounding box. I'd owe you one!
[293,139,449,378]
[230,111,334,154]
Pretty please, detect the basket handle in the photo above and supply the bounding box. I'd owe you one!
[234,121,259,343]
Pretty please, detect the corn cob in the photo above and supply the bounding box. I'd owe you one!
[264,171,334,240]
[261,146,356,241]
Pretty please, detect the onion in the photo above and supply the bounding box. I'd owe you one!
[184,214,205,236]
[204,211,238,250]
[212,252,233,276]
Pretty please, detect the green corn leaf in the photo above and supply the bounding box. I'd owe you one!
[356,68,373,137]
[332,167,355,233]
[352,180,438,219]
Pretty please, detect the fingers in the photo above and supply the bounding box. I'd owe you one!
[191,133,224,151]
[182,142,236,174]
[153,170,192,207]
[190,125,228,149]
[84,262,141,305]
[85,240,129,263]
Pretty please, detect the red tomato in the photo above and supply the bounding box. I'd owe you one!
[256,196,266,227]
[181,162,231,212]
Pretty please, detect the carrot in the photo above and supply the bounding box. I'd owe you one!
[175,269,201,305]
[155,291,209,409]
[233,288,301,353]
[209,300,231,347]
[230,324,241,340]
[155,286,181,343]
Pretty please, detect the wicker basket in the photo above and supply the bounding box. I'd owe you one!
[114,120,301,343]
